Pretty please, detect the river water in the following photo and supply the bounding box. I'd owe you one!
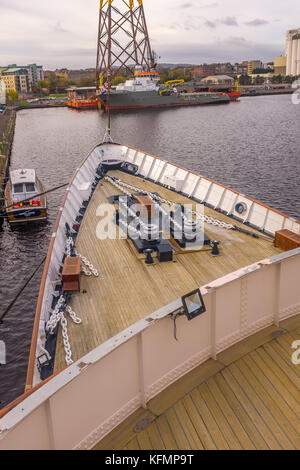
[0,94,299,408]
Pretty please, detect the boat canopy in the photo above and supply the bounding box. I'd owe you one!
[10,169,36,186]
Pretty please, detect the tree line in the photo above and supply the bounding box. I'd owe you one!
[239,74,300,86]
[5,68,299,102]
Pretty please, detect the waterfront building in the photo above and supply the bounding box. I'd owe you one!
[247,60,263,75]
[26,64,44,85]
[5,63,44,86]
[192,64,217,78]
[0,68,30,94]
[192,63,235,79]
[54,69,69,79]
[286,28,300,76]
[274,56,287,76]
[234,63,248,74]
[249,73,275,84]
[201,75,234,85]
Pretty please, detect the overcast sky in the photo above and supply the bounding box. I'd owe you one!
[0,0,299,69]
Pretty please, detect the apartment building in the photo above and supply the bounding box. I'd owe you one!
[274,56,287,76]
[0,68,30,94]
[247,60,263,74]
[6,63,44,86]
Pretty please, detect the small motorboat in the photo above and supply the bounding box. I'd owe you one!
[5,169,47,224]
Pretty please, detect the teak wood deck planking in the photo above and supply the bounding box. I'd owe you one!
[54,170,282,372]
[94,315,300,450]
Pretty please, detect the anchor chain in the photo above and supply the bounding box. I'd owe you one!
[75,250,99,277]
[66,237,74,257]
[61,313,73,366]
[65,235,99,277]
[45,295,82,366]
[104,176,234,230]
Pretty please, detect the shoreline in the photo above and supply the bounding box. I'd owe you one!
[0,90,295,223]
[241,89,294,97]
[14,103,67,111]
[0,110,16,224]
[0,104,66,222]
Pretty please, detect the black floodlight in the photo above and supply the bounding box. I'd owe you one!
[37,353,50,371]
[182,289,206,321]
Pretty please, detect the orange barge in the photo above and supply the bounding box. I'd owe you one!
[67,86,99,110]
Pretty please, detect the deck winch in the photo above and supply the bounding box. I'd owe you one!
[116,193,174,262]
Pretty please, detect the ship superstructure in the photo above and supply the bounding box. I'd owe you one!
[96,1,229,110]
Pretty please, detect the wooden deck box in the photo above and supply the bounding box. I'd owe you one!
[274,229,300,252]
[136,195,155,218]
[62,256,81,292]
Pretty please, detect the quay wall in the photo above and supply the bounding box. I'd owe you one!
[0,110,16,221]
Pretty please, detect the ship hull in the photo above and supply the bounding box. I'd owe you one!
[6,209,47,225]
[227,91,241,102]
[100,90,230,110]
[67,99,99,110]
[0,142,300,451]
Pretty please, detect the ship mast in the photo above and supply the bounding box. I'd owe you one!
[96,0,155,141]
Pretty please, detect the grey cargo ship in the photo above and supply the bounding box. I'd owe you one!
[98,67,230,110]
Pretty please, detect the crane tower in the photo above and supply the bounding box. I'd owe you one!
[96,0,155,89]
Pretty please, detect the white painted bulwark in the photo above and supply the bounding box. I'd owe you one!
[164,174,185,192]
[0,247,299,450]
[1,142,300,450]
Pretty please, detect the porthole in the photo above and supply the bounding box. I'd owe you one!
[235,202,248,215]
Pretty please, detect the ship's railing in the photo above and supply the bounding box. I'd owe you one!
[29,144,115,386]
[121,146,300,236]
[0,246,299,450]
[1,142,299,449]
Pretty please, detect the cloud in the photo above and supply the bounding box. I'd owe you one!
[50,21,69,34]
[158,37,282,64]
[199,2,218,7]
[179,1,218,8]
[245,19,269,27]
[204,20,216,28]
[181,2,193,7]
[220,16,239,26]
[0,0,296,69]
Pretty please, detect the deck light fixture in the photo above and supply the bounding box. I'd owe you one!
[37,353,50,371]
[182,289,206,321]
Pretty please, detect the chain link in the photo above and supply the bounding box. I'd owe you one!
[61,313,73,365]
[75,250,99,277]
[45,295,82,366]
[65,305,82,325]
[104,176,234,230]
[66,237,74,257]
[43,235,99,367]
[45,295,66,335]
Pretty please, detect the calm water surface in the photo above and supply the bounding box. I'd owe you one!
[0,94,299,407]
